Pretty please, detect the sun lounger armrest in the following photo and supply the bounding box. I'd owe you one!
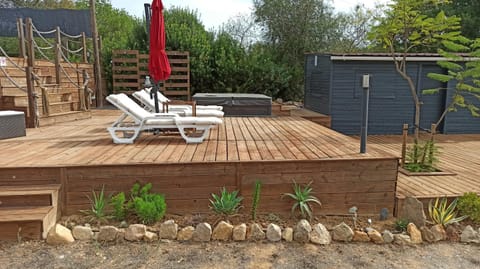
[165,100,197,116]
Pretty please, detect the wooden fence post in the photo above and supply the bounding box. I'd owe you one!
[25,18,38,128]
[55,26,61,85]
[401,123,408,168]
[431,123,437,142]
[81,32,88,63]
[16,18,26,58]
[90,0,104,107]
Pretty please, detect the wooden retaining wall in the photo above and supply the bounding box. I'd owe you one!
[0,158,398,217]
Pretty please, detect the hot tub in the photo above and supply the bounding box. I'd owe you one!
[193,93,272,116]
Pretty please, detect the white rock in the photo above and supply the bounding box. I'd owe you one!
[310,223,331,245]
[177,226,195,241]
[159,220,178,240]
[72,225,93,240]
[266,223,282,242]
[193,223,212,242]
[233,224,247,241]
[293,219,311,243]
[282,227,293,242]
[248,223,265,241]
[144,231,158,242]
[46,224,74,245]
[212,221,234,241]
[125,224,147,241]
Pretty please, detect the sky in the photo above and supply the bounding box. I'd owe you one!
[110,0,391,29]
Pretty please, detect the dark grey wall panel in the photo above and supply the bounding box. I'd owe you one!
[304,55,331,115]
[443,80,480,134]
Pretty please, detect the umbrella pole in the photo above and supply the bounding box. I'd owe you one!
[153,81,160,113]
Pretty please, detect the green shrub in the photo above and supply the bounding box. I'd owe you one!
[210,187,243,216]
[283,181,321,220]
[428,197,467,226]
[110,192,126,221]
[457,192,480,223]
[251,180,262,220]
[129,183,167,224]
[394,218,408,232]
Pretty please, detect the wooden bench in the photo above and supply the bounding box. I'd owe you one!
[0,184,60,240]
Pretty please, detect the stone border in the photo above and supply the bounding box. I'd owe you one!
[44,219,480,246]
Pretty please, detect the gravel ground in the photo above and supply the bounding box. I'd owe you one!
[1,240,479,269]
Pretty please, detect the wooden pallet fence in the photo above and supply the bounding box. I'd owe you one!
[112,49,190,100]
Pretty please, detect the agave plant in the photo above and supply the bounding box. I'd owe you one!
[283,181,321,220]
[428,197,467,226]
[209,187,243,216]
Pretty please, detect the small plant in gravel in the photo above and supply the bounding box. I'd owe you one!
[110,192,126,221]
[283,180,321,220]
[130,183,167,224]
[428,197,467,227]
[82,185,109,223]
[251,180,262,221]
[457,192,480,223]
[394,218,408,232]
[210,187,243,216]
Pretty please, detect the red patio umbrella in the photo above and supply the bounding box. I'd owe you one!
[148,0,171,112]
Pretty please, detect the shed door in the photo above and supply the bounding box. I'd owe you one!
[418,64,446,133]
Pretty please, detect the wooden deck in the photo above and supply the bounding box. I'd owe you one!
[0,110,398,216]
[0,110,390,167]
[365,134,480,200]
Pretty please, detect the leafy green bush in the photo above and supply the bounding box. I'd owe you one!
[210,187,243,216]
[457,192,480,223]
[283,181,321,220]
[251,180,262,220]
[129,183,167,224]
[110,192,126,221]
[428,197,467,226]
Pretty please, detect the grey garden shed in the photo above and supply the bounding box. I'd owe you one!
[304,53,480,135]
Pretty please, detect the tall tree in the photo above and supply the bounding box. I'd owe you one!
[369,0,464,138]
[253,0,338,65]
[10,0,76,8]
[424,0,480,39]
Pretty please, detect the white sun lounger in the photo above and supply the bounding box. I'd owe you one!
[142,88,223,111]
[106,93,222,144]
[133,89,224,117]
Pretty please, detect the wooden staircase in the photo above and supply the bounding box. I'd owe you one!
[0,184,60,241]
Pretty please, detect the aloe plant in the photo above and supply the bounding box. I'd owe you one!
[428,197,467,226]
[283,181,321,220]
[210,187,243,216]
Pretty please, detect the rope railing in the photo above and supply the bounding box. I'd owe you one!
[61,44,84,55]
[0,46,25,71]
[32,39,52,61]
[59,29,82,39]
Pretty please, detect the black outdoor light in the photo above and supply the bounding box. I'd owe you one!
[360,74,370,154]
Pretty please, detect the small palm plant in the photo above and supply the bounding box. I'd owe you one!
[283,181,321,220]
[210,187,243,216]
[428,197,467,227]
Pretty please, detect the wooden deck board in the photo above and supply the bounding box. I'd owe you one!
[364,134,480,200]
[0,110,396,167]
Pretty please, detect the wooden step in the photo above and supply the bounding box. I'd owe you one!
[0,206,53,241]
[0,184,60,240]
[47,101,77,114]
[39,110,91,126]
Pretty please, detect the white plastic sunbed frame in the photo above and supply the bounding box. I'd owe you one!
[132,89,224,117]
[140,88,223,112]
[106,93,222,144]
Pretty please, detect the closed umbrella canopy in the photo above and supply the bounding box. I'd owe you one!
[148,0,171,81]
[148,0,171,112]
